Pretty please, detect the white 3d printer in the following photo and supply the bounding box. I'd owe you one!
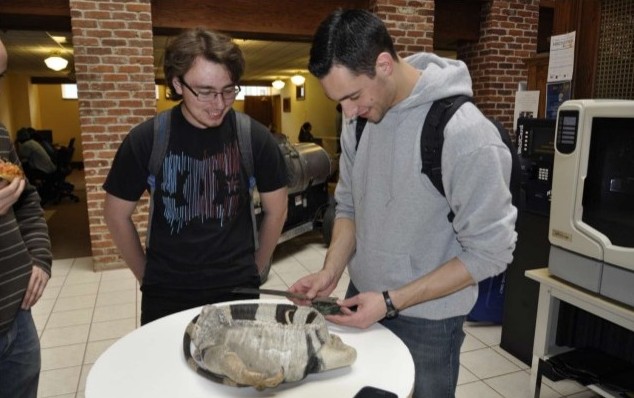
[548,99,634,307]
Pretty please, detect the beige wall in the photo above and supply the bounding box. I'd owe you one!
[35,84,81,155]
[0,73,82,160]
[278,74,338,155]
[3,73,33,140]
[156,85,175,113]
[0,74,12,136]
[28,81,41,131]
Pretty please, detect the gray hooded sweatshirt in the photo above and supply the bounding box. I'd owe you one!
[335,53,518,320]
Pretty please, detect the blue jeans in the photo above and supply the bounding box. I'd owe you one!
[347,283,465,398]
[0,310,41,398]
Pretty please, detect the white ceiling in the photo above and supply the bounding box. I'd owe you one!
[0,30,311,83]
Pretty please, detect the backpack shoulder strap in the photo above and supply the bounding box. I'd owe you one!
[354,117,368,151]
[421,95,473,197]
[149,109,172,183]
[234,111,259,250]
[146,109,172,247]
[235,111,254,179]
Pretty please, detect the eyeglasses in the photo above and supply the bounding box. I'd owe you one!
[179,78,241,102]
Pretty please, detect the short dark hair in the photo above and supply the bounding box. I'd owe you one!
[17,127,33,143]
[308,9,398,79]
[164,28,245,101]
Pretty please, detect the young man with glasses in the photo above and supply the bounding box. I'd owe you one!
[103,28,288,325]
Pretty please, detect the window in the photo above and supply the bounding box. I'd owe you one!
[61,84,78,99]
[62,84,161,99]
[236,86,271,100]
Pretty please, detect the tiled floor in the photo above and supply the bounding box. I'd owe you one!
[32,232,600,398]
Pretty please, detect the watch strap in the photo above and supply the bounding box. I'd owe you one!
[382,290,399,319]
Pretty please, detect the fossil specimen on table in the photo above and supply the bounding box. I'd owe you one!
[183,302,357,390]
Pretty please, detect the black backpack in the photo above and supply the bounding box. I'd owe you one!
[354,94,522,324]
[355,94,523,221]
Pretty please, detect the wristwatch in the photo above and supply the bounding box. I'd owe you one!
[382,291,399,319]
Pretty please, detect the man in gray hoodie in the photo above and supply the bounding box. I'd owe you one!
[290,9,517,397]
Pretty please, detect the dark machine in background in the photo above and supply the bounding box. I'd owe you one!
[517,118,557,217]
[34,129,53,144]
[500,117,556,365]
[255,136,334,244]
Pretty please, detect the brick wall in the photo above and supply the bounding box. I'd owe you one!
[458,0,540,134]
[69,0,155,271]
[371,0,435,55]
[372,0,539,135]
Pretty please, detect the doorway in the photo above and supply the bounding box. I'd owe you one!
[244,95,273,128]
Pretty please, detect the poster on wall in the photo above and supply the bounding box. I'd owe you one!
[513,90,540,132]
[545,81,572,119]
[547,31,576,83]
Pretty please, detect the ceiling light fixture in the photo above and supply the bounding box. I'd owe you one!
[51,35,67,44]
[44,32,71,72]
[291,73,305,86]
[272,79,285,90]
[44,54,69,71]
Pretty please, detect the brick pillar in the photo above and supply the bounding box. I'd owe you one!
[371,0,435,56]
[457,0,539,135]
[69,0,156,271]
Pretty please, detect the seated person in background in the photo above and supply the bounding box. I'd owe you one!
[16,128,56,176]
[30,129,57,164]
[298,122,322,146]
[298,122,314,143]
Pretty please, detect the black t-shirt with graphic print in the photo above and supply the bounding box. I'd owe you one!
[103,105,287,290]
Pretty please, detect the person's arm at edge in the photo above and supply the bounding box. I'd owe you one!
[104,193,146,283]
[254,186,288,275]
[13,178,53,309]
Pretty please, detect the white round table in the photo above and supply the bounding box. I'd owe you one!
[86,300,414,398]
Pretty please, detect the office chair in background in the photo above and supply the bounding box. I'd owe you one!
[49,137,80,204]
[23,137,80,205]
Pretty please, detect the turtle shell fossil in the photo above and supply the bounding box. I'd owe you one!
[183,302,357,390]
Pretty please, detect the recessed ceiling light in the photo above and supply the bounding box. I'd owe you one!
[51,35,67,44]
